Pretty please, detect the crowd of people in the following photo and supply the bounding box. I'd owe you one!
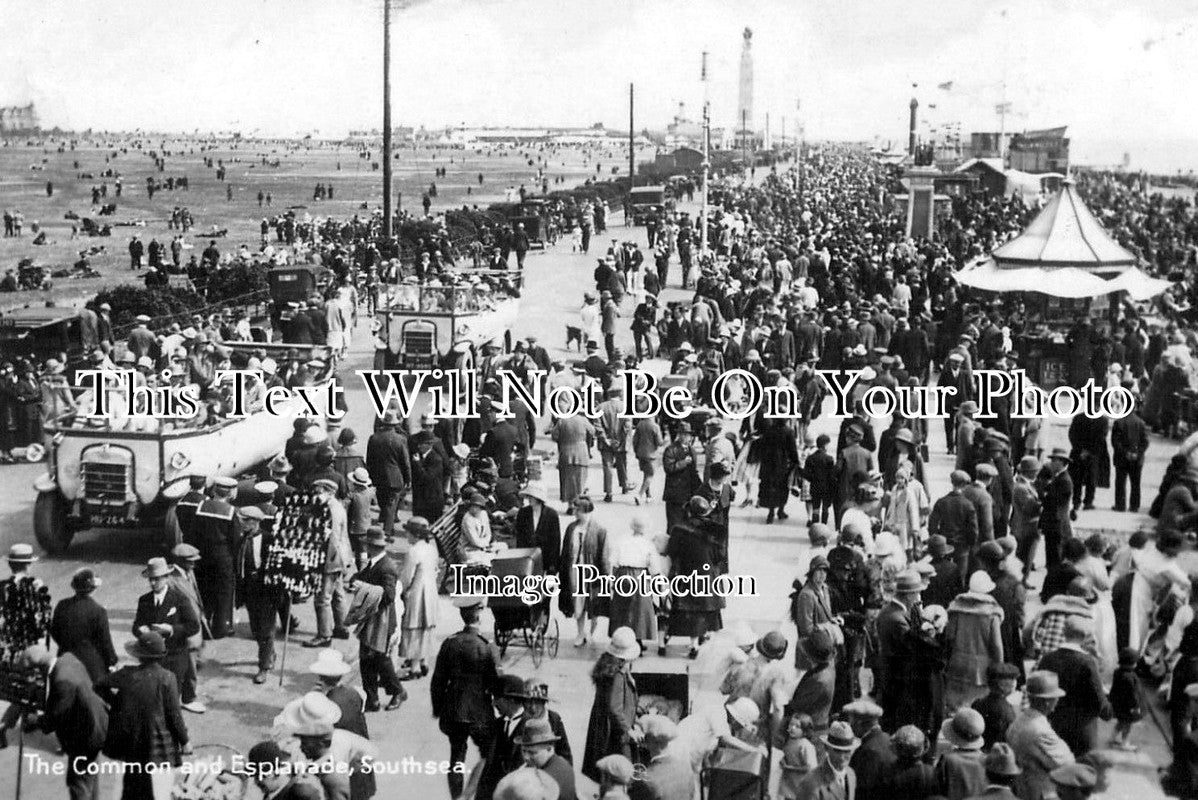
[10,136,1198,800]
[461,145,1198,800]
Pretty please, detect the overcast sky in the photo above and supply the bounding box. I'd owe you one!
[4,0,1197,170]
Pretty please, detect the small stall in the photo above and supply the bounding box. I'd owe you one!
[953,179,1173,388]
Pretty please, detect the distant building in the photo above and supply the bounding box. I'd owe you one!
[966,132,1012,161]
[1008,126,1069,174]
[955,158,1064,202]
[0,104,39,134]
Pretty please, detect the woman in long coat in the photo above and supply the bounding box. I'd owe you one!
[943,572,1005,712]
[561,496,610,645]
[662,497,725,657]
[400,517,439,678]
[582,629,640,782]
[756,419,798,524]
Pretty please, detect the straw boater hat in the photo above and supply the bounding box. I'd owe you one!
[349,467,372,487]
[303,425,327,445]
[7,544,37,563]
[308,648,352,678]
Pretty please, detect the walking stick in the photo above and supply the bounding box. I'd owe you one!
[14,711,23,800]
[278,595,293,688]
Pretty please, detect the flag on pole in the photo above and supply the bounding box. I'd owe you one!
[938,81,954,90]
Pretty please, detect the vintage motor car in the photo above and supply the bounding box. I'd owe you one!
[628,185,673,225]
[268,264,334,329]
[0,306,86,376]
[32,344,335,554]
[373,271,522,373]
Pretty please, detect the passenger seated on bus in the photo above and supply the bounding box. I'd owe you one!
[395,283,419,311]
[261,358,284,390]
[460,493,495,563]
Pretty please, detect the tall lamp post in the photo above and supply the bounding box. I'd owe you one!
[700,51,710,259]
[382,0,394,239]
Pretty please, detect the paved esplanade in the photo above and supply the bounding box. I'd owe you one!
[0,201,1175,799]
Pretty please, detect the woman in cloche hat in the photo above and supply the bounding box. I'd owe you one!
[582,627,640,782]
[399,517,439,679]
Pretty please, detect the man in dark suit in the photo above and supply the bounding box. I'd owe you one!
[938,352,972,454]
[283,301,318,343]
[480,417,528,480]
[922,535,964,609]
[514,483,562,572]
[432,596,501,798]
[50,568,117,683]
[876,570,922,732]
[95,631,190,800]
[846,700,896,800]
[929,471,980,584]
[477,674,528,800]
[235,506,280,684]
[518,717,577,800]
[794,720,859,800]
[366,412,410,540]
[786,629,837,730]
[1111,400,1149,512]
[411,431,447,522]
[1036,616,1111,756]
[1039,449,1074,572]
[516,679,572,763]
[23,645,108,800]
[350,529,406,712]
[132,557,203,713]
